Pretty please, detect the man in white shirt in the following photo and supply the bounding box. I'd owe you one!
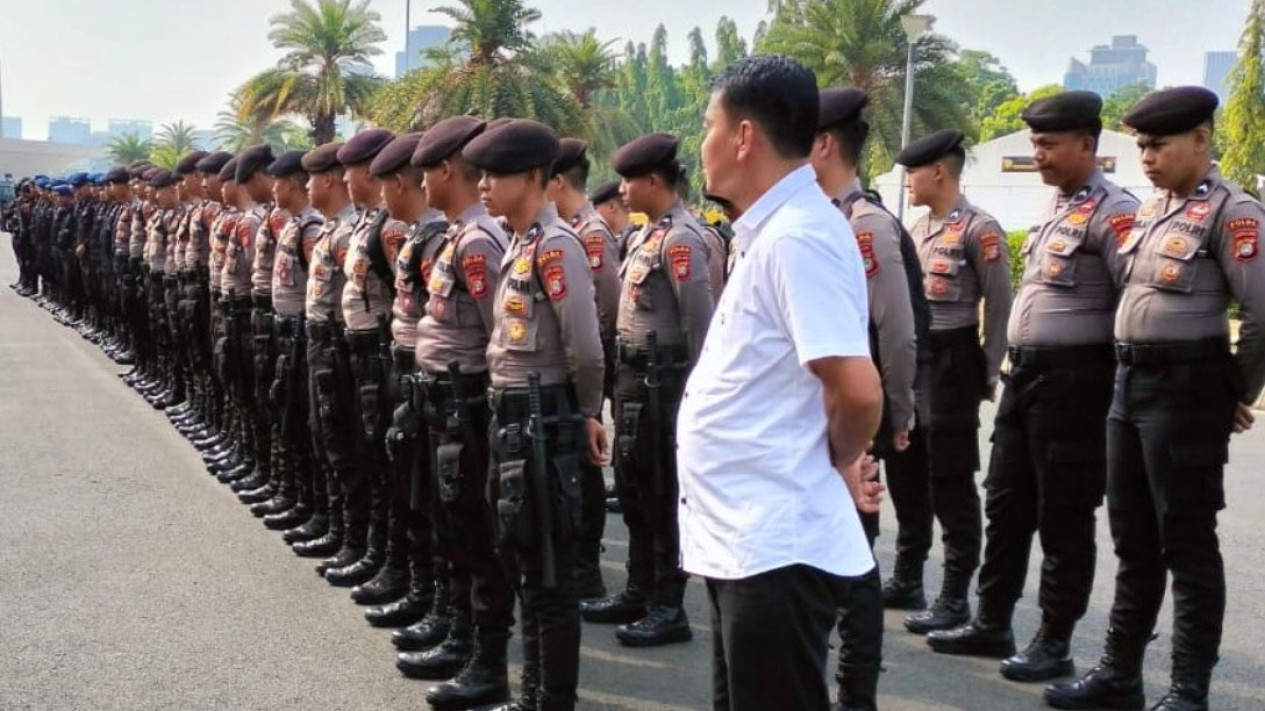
[679,54,886,711]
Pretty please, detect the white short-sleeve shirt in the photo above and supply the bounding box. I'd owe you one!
[676,165,876,580]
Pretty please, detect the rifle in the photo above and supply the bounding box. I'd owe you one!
[644,330,666,497]
[526,372,557,589]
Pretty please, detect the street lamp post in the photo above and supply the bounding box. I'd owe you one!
[896,14,933,222]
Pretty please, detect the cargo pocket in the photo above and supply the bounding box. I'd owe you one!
[496,460,529,548]
[552,451,583,534]
[1047,441,1107,508]
[1166,441,1228,515]
[436,441,464,504]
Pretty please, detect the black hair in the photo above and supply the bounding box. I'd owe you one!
[825,119,870,167]
[943,148,967,179]
[708,54,819,160]
[556,158,590,191]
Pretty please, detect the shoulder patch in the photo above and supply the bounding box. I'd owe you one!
[856,232,878,277]
[236,221,254,249]
[1232,219,1260,263]
[543,264,568,301]
[979,231,1003,263]
[1107,213,1136,247]
[583,233,606,270]
[668,244,693,281]
[536,249,565,267]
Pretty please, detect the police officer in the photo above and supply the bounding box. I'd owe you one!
[580,132,711,648]
[141,170,181,409]
[546,137,619,602]
[898,129,1013,635]
[811,87,922,710]
[463,119,607,711]
[589,179,635,260]
[174,152,224,445]
[926,92,1139,682]
[1046,87,1265,711]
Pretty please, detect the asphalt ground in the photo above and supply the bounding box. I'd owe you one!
[1,237,1263,710]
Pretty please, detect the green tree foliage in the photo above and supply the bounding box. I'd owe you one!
[979,84,1063,141]
[107,133,153,164]
[215,99,312,153]
[235,0,386,144]
[154,121,200,156]
[1101,82,1152,131]
[955,50,1020,130]
[1220,0,1265,192]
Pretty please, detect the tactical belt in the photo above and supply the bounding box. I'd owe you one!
[252,293,273,310]
[927,324,980,348]
[1008,344,1114,369]
[615,339,690,371]
[491,383,579,420]
[276,315,305,338]
[1114,338,1230,366]
[306,320,343,344]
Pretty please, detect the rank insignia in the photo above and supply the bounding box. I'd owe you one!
[1186,202,1211,221]
[507,319,528,344]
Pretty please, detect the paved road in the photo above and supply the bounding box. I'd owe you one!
[1,239,1263,710]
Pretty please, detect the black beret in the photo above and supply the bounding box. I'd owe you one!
[1021,91,1103,133]
[175,150,210,175]
[236,144,275,182]
[1122,86,1219,136]
[589,179,622,206]
[461,119,560,174]
[128,164,150,180]
[196,151,233,175]
[612,133,678,178]
[337,128,395,166]
[412,116,485,167]
[302,142,344,174]
[484,117,514,132]
[105,167,131,185]
[369,132,424,177]
[267,150,308,178]
[149,169,180,189]
[142,167,161,182]
[218,157,239,183]
[817,88,869,130]
[552,138,589,176]
[895,129,966,168]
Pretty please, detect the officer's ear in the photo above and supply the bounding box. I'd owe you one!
[1191,123,1213,155]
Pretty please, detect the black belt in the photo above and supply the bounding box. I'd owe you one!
[490,384,578,420]
[1114,338,1230,366]
[927,325,980,347]
[306,320,343,342]
[252,293,272,309]
[615,340,690,370]
[276,315,305,337]
[1008,344,1114,370]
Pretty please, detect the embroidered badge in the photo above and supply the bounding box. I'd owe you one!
[1108,213,1136,246]
[1186,202,1211,221]
[668,244,693,281]
[544,265,567,300]
[1234,229,1259,262]
[465,266,488,299]
[980,232,1002,262]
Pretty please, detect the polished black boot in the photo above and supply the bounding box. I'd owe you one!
[392,581,452,651]
[293,508,343,558]
[316,522,366,576]
[904,570,971,635]
[580,585,647,625]
[615,605,692,647]
[264,503,310,531]
[396,612,473,680]
[1149,656,1211,711]
[365,559,434,628]
[231,467,271,494]
[350,545,409,605]
[217,462,255,485]
[1044,629,1146,710]
[284,512,329,545]
[249,494,295,519]
[425,628,512,711]
[926,614,1016,659]
[882,556,927,610]
[1000,623,1075,682]
[236,481,276,505]
[324,523,385,588]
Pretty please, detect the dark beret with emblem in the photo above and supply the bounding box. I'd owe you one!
[67,172,90,188]
[267,150,308,178]
[551,138,589,177]
[461,119,560,174]
[105,167,131,185]
[196,151,233,175]
[817,88,869,130]
[175,150,210,175]
[337,128,395,166]
[1122,86,1219,137]
[128,164,150,180]
[148,169,180,189]
[301,142,344,174]
[484,117,514,132]
[895,129,966,168]
[142,167,161,182]
[369,132,424,177]
[412,116,485,167]
[1021,91,1103,134]
[217,157,239,183]
[236,144,275,182]
[589,179,622,206]
[612,133,678,178]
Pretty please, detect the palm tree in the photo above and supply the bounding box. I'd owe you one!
[215,103,313,153]
[759,0,973,176]
[148,144,182,170]
[235,0,387,144]
[107,133,153,164]
[537,29,620,110]
[155,121,200,155]
[366,0,583,135]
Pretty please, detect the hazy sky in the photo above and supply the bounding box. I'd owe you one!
[0,0,1251,139]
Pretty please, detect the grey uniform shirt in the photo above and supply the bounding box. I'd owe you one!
[1009,171,1138,347]
[305,204,359,324]
[184,199,216,272]
[487,203,605,416]
[570,201,621,342]
[273,205,323,317]
[170,204,189,275]
[113,200,137,259]
[1116,167,1265,402]
[912,195,1013,384]
[416,204,506,374]
[836,182,918,432]
[208,206,236,292]
[388,208,447,348]
[222,205,263,295]
[252,205,288,298]
[342,207,409,332]
[146,209,169,273]
[128,203,150,262]
[616,201,714,363]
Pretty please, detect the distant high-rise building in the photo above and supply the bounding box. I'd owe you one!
[2,116,21,140]
[48,116,92,145]
[1064,35,1158,97]
[107,119,152,142]
[1204,51,1238,104]
[396,25,451,78]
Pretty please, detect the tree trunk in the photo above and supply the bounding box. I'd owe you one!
[311,112,337,145]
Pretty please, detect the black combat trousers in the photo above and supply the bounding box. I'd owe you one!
[976,345,1113,629]
[1105,340,1237,671]
[346,329,393,542]
[490,384,584,711]
[251,298,277,477]
[307,321,364,527]
[612,357,688,608]
[386,350,436,587]
[423,367,513,631]
[270,316,311,503]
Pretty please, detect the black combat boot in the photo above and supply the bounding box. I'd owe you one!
[424,628,512,710]
[1000,622,1075,682]
[904,570,971,635]
[615,605,692,647]
[580,583,647,625]
[1044,628,1147,710]
[365,558,433,628]
[396,611,473,680]
[1149,655,1212,711]
[926,606,1016,659]
[486,666,540,711]
[284,512,329,545]
[324,521,385,588]
[315,521,365,576]
[392,580,452,650]
[882,555,927,610]
[292,507,342,558]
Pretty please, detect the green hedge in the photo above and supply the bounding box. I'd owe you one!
[1006,230,1027,293]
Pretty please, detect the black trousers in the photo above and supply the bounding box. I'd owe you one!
[612,362,688,607]
[307,323,366,526]
[347,330,392,539]
[1105,346,1237,667]
[976,346,1113,629]
[708,564,877,711]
